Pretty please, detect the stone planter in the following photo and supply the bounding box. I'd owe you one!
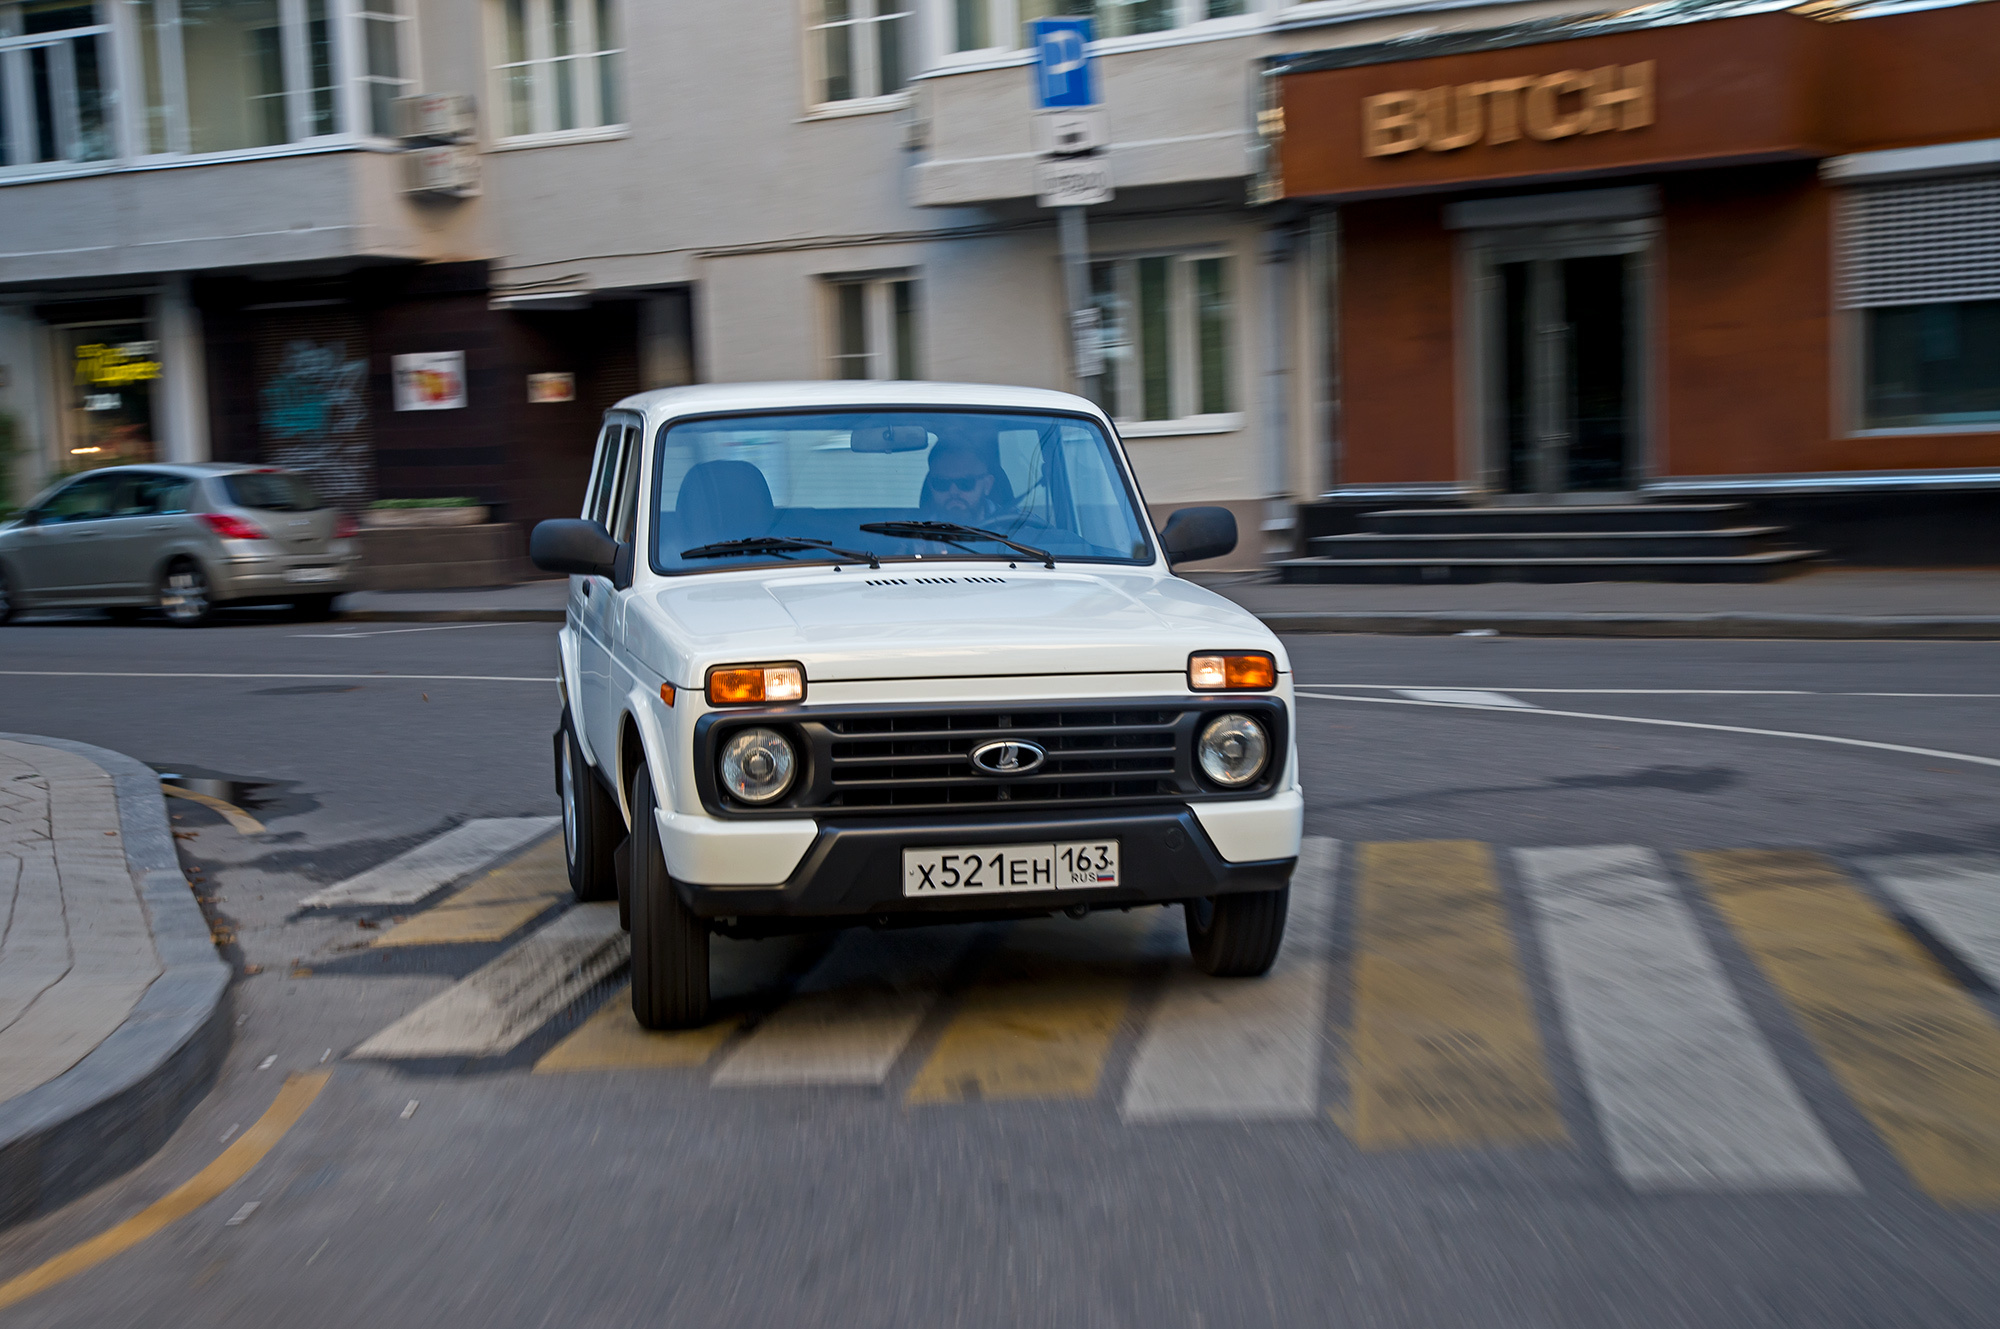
[360,506,490,529]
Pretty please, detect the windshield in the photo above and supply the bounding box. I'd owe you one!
[224,470,324,512]
[649,410,1153,574]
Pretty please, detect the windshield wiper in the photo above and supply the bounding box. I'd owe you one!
[857,520,1054,569]
[680,536,880,569]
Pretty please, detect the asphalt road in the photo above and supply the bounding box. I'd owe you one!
[1,616,1997,1328]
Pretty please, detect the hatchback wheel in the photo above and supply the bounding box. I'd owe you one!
[1186,886,1290,977]
[628,765,710,1029]
[160,559,214,627]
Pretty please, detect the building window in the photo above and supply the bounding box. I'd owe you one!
[1838,174,2000,432]
[1863,301,2000,430]
[810,0,908,105]
[358,0,413,137]
[0,0,114,165]
[828,276,918,381]
[1088,253,1233,422]
[951,0,1244,52]
[497,0,623,138]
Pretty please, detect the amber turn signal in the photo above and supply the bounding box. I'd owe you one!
[706,663,806,706]
[659,683,676,707]
[1188,652,1277,691]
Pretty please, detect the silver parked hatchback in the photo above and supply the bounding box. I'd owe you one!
[0,464,360,626]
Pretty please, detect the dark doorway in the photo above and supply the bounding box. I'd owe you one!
[1498,253,1633,493]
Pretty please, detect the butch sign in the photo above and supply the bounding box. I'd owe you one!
[1362,62,1653,156]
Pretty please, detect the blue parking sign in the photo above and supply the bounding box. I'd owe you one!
[1031,17,1095,108]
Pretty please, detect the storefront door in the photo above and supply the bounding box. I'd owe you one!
[1476,224,1652,495]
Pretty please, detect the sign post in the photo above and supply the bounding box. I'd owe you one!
[1030,17,1110,398]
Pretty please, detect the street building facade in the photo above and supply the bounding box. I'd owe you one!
[2,0,1996,562]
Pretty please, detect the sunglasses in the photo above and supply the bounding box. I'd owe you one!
[927,475,984,493]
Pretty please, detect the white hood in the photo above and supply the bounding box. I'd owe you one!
[624,564,1286,684]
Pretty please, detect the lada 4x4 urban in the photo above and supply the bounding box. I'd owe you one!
[532,382,1303,1029]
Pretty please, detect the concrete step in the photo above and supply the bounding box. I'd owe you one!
[1363,504,1748,535]
[1275,550,1824,585]
[1311,527,1788,561]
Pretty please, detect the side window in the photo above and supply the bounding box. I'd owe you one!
[42,476,115,523]
[611,426,643,543]
[584,423,624,527]
[113,473,174,517]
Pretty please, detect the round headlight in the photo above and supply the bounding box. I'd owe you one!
[719,727,798,805]
[1197,713,1269,788]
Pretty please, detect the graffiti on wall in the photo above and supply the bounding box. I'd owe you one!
[258,339,372,510]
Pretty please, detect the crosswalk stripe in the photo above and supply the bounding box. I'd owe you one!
[1347,840,1565,1149]
[1517,846,1856,1191]
[905,910,1153,1105]
[1859,853,2000,991]
[371,837,569,948]
[352,904,625,1059]
[301,817,560,909]
[1119,838,1338,1122]
[1691,850,2000,1206]
[534,984,742,1072]
[711,928,977,1087]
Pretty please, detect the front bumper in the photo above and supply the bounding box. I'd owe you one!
[676,805,1296,922]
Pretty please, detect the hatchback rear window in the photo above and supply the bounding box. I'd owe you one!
[224,471,323,511]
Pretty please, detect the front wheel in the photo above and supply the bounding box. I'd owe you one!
[1186,887,1289,977]
[557,720,620,903]
[160,559,214,627]
[627,765,710,1029]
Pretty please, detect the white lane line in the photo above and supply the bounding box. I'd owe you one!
[1859,853,2000,989]
[1295,691,2000,771]
[292,623,527,638]
[352,904,626,1059]
[710,928,978,1086]
[1516,846,1857,1191]
[300,817,559,909]
[1119,837,1338,1122]
[0,670,554,683]
[1396,689,1536,708]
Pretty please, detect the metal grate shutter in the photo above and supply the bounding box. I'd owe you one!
[1837,174,2000,308]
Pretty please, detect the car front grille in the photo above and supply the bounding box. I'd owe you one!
[695,699,1288,816]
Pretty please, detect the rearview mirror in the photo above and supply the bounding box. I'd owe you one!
[531,519,623,581]
[1160,506,1237,567]
[850,424,930,453]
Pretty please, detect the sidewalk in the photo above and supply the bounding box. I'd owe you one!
[337,569,2000,638]
[0,736,228,1228]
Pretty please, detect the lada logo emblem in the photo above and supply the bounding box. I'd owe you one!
[969,740,1046,777]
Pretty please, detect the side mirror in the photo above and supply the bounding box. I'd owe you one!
[1159,506,1237,567]
[531,519,621,579]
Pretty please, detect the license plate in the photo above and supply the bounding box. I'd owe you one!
[902,841,1120,897]
[284,566,341,583]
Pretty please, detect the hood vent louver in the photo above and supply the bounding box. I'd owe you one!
[862,575,1008,587]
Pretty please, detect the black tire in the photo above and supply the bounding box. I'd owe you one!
[0,564,15,625]
[628,765,710,1029]
[290,593,338,621]
[556,720,620,903]
[104,605,144,624]
[1186,887,1290,977]
[159,559,214,627]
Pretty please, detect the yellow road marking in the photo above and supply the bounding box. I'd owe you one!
[1347,840,1565,1149]
[372,837,567,947]
[535,984,741,1072]
[1691,849,2000,1206]
[905,913,1149,1105]
[0,1071,329,1310]
[160,784,265,835]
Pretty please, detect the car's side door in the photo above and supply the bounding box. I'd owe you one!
[575,418,639,771]
[10,474,117,598]
[95,471,189,597]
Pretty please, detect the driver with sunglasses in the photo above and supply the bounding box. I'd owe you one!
[919,435,1013,523]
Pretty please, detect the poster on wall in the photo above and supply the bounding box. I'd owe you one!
[392,351,467,411]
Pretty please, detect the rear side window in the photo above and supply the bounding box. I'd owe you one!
[224,471,323,511]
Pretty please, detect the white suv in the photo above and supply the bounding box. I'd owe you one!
[532,382,1303,1029]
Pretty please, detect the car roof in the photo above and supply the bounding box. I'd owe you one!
[609,380,1113,425]
[56,463,284,479]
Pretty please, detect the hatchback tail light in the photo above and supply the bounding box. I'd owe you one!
[201,512,267,541]
[334,513,360,539]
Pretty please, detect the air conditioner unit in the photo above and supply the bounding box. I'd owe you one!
[394,93,475,143]
[403,144,480,198]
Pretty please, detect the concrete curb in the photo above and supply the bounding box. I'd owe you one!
[0,734,230,1230]
[332,604,2000,639]
[1251,611,2000,640]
